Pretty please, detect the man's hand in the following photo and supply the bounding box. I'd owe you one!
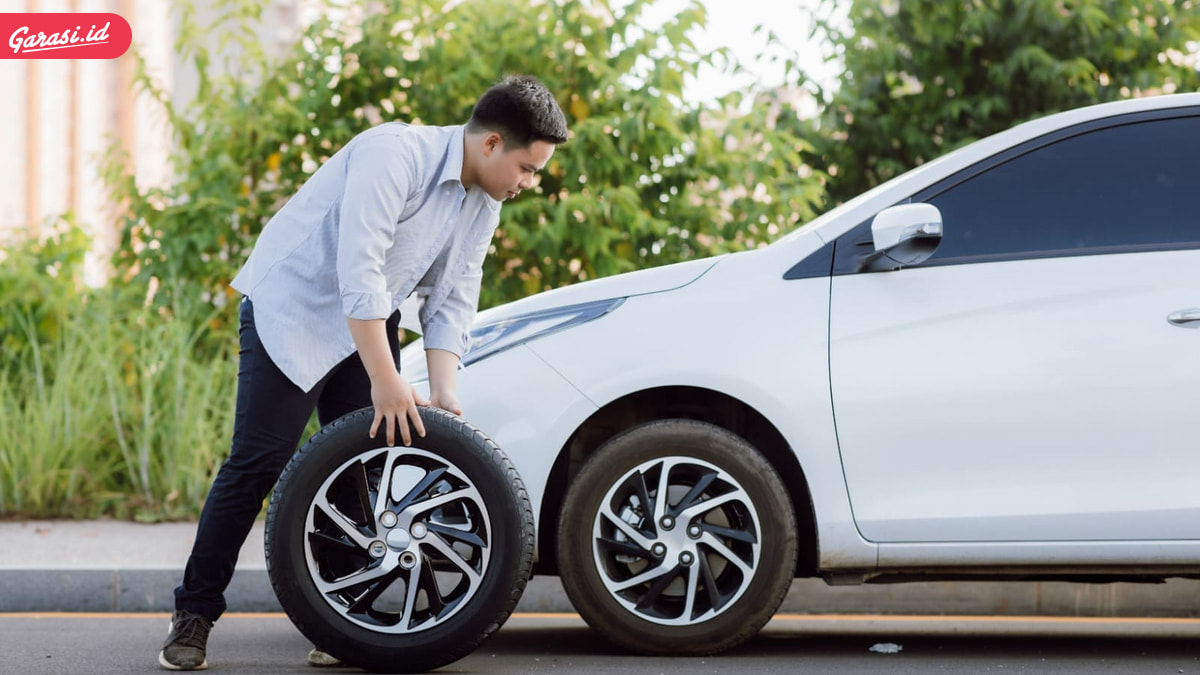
[347,317,427,446]
[429,389,463,417]
[369,371,428,446]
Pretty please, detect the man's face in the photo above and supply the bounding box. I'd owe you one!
[478,135,556,201]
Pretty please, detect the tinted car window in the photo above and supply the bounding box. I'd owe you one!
[924,115,1200,263]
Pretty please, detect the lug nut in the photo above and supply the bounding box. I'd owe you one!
[651,543,667,557]
[688,524,702,538]
[411,522,427,539]
[660,516,675,530]
[368,541,387,558]
[399,551,418,569]
[380,511,398,528]
[679,551,694,566]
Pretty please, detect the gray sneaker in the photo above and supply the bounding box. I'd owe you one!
[158,610,212,671]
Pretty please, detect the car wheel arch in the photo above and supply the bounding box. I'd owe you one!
[534,385,818,578]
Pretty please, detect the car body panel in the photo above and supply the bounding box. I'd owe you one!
[831,249,1200,543]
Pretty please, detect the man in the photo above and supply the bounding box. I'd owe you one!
[158,75,568,671]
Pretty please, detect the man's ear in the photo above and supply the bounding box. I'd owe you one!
[482,132,504,157]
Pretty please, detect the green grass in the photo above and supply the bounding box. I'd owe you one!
[0,290,239,521]
[0,309,113,517]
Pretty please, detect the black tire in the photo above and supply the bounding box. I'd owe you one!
[265,406,533,673]
[557,419,797,656]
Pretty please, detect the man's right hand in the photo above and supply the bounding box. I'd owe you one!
[369,370,428,447]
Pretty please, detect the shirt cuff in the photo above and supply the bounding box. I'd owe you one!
[341,290,392,320]
[422,321,469,357]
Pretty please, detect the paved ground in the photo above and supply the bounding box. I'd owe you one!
[3,613,1200,675]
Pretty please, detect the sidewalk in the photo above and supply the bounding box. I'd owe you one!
[2,519,1199,616]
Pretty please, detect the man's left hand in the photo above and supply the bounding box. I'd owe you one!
[429,390,463,417]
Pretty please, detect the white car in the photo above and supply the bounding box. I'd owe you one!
[400,93,1200,655]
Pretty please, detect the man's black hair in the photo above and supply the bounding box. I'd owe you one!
[466,75,569,148]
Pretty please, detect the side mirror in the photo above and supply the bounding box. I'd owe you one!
[858,203,944,271]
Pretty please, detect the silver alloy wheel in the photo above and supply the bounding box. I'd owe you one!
[591,456,762,626]
[303,446,491,634]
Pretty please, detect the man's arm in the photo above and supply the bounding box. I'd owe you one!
[420,222,493,418]
[338,136,424,446]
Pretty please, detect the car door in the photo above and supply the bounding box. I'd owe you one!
[827,112,1200,543]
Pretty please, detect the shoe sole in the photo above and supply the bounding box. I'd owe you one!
[158,650,208,671]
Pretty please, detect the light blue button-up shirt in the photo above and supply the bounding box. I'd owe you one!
[230,122,501,392]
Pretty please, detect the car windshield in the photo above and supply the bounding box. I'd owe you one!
[770,124,1018,246]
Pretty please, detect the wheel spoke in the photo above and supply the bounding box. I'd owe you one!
[426,521,486,548]
[596,535,648,559]
[632,470,655,521]
[702,523,757,545]
[350,461,374,523]
[395,466,449,512]
[308,530,361,556]
[600,503,653,550]
[634,564,682,611]
[699,532,753,575]
[611,561,675,592]
[678,491,742,521]
[652,459,674,529]
[417,554,446,617]
[315,497,374,550]
[424,532,482,585]
[681,561,701,621]
[372,448,400,520]
[346,567,401,615]
[316,560,393,595]
[402,485,481,519]
[697,549,723,611]
[668,472,718,518]
[399,559,422,629]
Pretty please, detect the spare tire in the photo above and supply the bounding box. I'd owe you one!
[265,407,533,673]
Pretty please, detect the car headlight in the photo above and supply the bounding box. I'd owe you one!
[462,298,624,366]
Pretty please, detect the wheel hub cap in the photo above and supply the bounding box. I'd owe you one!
[303,446,492,634]
[592,456,762,626]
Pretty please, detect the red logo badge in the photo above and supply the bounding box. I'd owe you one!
[1,13,131,59]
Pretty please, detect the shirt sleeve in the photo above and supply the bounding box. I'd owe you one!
[421,220,496,357]
[336,135,413,320]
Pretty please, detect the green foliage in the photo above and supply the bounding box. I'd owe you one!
[0,216,91,376]
[104,0,825,309]
[0,232,238,520]
[802,0,1200,206]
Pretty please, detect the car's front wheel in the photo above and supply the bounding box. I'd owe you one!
[557,419,797,655]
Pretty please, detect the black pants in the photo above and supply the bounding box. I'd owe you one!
[174,297,400,621]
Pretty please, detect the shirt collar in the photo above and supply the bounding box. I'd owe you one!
[439,124,502,214]
[437,125,466,187]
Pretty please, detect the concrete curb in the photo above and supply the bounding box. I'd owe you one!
[2,520,1199,616]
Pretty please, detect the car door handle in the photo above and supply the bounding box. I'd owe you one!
[1167,308,1200,328]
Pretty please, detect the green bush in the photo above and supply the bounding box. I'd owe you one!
[800,0,1200,207]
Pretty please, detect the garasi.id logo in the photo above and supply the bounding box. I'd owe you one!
[2,12,131,59]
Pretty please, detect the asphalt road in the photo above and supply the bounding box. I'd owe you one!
[2,613,1200,675]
